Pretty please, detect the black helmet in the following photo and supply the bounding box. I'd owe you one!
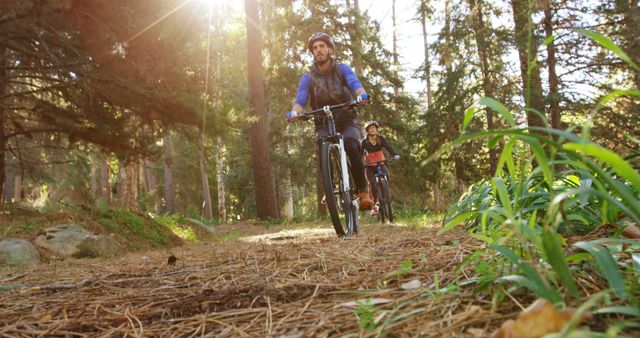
[364,120,379,132]
[308,32,334,51]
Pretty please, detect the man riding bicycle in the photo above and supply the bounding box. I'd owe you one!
[285,32,374,210]
[361,120,400,215]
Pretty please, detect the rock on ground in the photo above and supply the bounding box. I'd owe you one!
[0,238,40,266]
[35,224,122,258]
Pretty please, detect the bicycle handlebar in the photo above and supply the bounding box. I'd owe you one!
[299,100,360,120]
[365,158,396,166]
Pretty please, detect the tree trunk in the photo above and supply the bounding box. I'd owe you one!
[510,0,546,128]
[444,0,452,71]
[0,44,7,203]
[13,174,21,202]
[199,139,214,219]
[4,166,13,203]
[143,160,160,213]
[468,0,498,174]
[543,0,561,130]
[163,133,176,215]
[245,0,279,219]
[118,161,138,209]
[433,162,442,212]
[90,157,99,199]
[392,0,400,101]
[345,0,362,74]
[98,153,111,205]
[420,0,433,109]
[454,158,467,194]
[615,0,640,88]
[216,137,226,223]
[281,137,294,219]
[316,147,327,216]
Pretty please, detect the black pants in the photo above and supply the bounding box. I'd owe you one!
[316,121,368,194]
[366,165,389,203]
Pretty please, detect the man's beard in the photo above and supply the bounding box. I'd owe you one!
[314,53,331,65]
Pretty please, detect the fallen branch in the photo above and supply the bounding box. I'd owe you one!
[24,279,92,292]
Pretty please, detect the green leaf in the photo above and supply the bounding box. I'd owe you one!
[594,306,640,317]
[462,106,477,132]
[385,260,413,279]
[597,89,640,109]
[542,230,580,300]
[574,241,627,300]
[469,232,493,243]
[491,244,562,303]
[496,138,517,177]
[562,142,640,191]
[543,34,556,46]
[566,252,592,264]
[492,177,513,217]
[527,138,554,186]
[439,212,474,234]
[578,29,640,71]
[478,97,516,128]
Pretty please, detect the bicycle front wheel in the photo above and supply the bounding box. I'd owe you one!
[376,179,385,223]
[381,177,394,223]
[321,142,354,237]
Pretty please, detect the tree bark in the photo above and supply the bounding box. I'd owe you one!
[433,161,442,212]
[0,44,7,204]
[345,0,362,74]
[316,146,327,216]
[163,133,176,215]
[420,0,433,109]
[245,0,279,219]
[392,0,400,101]
[98,153,111,205]
[90,157,99,200]
[118,160,138,209]
[543,0,561,130]
[143,160,160,213]
[199,139,213,219]
[216,137,226,223]
[281,136,294,219]
[615,0,640,89]
[468,0,498,174]
[13,174,21,202]
[4,166,13,203]
[510,0,546,128]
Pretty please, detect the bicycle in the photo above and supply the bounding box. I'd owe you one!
[366,158,395,223]
[297,101,361,237]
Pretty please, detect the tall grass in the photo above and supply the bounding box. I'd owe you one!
[436,30,640,333]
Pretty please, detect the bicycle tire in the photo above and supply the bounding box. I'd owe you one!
[376,179,385,223]
[348,165,359,234]
[381,177,394,223]
[321,142,353,237]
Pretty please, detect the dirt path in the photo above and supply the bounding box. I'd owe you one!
[0,222,512,337]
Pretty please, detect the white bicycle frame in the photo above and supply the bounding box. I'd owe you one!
[323,105,352,207]
[337,138,350,202]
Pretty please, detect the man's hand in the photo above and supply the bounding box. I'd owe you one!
[285,110,299,122]
[393,155,400,161]
[356,93,369,104]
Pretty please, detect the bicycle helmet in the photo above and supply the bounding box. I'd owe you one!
[364,120,379,132]
[308,32,335,51]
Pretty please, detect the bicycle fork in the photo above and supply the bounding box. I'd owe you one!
[338,138,350,200]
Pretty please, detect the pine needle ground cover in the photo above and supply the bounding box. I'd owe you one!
[1,223,635,337]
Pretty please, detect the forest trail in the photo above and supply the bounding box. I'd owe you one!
[1,222,512,337]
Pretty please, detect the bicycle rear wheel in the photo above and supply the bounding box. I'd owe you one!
[321,142,355,237]
[381,177,394,223]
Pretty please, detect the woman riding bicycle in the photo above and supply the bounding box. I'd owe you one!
[361,120,400,215]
